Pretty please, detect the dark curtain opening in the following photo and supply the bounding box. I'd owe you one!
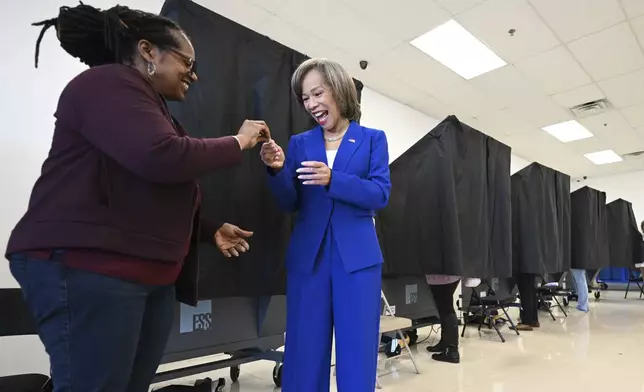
[376,115,512,279]
[570,186,609,270]
[511,162,571,276]
[607,198,643,268]
[160,0,363,298]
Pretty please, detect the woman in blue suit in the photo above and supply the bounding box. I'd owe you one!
[260,58,391,392]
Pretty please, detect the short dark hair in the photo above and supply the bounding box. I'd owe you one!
[32,2,184,68]
[291,58,361,123]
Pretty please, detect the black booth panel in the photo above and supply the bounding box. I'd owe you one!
[511,163,571,276]
[160,0,363,298]
[607,199,643,268]
[376,115,512,279]
[161,295,286,364]
[570,186,610,270]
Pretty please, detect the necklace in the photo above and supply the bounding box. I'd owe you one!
[324,131,346,142]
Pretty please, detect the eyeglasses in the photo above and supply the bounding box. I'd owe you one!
[166,47,197,75]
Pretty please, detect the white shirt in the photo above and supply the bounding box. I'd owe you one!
[326,150,338,169]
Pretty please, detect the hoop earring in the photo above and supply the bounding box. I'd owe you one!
[147,62,156,76]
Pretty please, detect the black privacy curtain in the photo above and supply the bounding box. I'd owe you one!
[606,199,643,268]
[375,115,512,279]
[570,186,609,270]
[160,0,363,298]
[511,163,571,276]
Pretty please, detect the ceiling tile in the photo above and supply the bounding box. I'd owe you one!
[257,15,354,62]
[431,80,507,117]
[620,0,644,18]
[567,22,644,81]
[528,0,625,42]
[474,108,539,136]
[566,136,608,154]
[515,46,592,94]
[435,0,487,14]
[244,0,290,13]
[629,14,644,47]
[470,65,545,106]
[598,69,644,108]
[550,84,606,108]
[342,0,452,42]
[277,0,400,59]
[377,43,464,95]
[455,0,561,63]
[578,110,644,154]
[506,96,573,127]
[620,103,644,127]
[504,130,576,168]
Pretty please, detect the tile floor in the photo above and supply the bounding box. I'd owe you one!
[151,290,644,391]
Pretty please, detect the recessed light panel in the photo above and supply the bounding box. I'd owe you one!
[584,150,623,165]
[542,120,594,143]
[410,20,507,80]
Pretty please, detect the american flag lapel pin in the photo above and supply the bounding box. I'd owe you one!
[349,138,356,143]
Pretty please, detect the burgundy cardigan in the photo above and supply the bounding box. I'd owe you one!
[6,64,243,305]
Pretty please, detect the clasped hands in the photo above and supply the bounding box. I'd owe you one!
[260,140,331,186]
[219,123,331,259]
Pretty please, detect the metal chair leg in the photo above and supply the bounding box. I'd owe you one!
[398,329,420,374]
[501,306,520,336]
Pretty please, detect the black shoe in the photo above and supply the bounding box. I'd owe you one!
[426,341,445,353]
[432,346,460,364]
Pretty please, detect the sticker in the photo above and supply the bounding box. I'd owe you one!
[179,300,213,334]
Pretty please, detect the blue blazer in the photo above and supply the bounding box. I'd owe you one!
[267,121,391,274]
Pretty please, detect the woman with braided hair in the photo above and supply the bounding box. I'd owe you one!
[6,3,271,391]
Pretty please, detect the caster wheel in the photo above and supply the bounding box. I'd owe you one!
[230,365,240,383]
[563,297,569,307]
[594,291,601,299]
[273,363,283,387]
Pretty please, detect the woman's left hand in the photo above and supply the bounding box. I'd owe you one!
[296,161,331,186]
[214,223,253,257]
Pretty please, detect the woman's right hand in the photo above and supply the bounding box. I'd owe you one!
[260,140,285,169]
[236,120,271,150]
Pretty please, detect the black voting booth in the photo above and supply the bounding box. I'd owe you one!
[376,116,513,333]
[511,162,571,277]
[156,0,365,385]
[570,186,610,270]
[376,115,513,280]
[607,199,643,268]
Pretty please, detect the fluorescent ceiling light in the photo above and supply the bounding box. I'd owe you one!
[542,120,593,143]
[584,150,623,165]
[410,20,507,80]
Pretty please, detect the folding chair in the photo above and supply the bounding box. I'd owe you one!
[460,282,521,343]
[0,288,52,392]
[624,269,644,299]
[537,273,570,320]
[376,290,420,389]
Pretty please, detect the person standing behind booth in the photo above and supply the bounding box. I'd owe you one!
[260,58,391,392]
[6,4,270,392]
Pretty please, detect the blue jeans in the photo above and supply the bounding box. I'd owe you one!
[9,253,175,392]
[570,269,589,312]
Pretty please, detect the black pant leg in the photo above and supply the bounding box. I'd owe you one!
[430,281,460,347]
[517,273,538,324]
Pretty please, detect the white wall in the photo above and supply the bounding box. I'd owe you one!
[571,171,644,225]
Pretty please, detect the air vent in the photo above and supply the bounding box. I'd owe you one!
[570,99,610,118]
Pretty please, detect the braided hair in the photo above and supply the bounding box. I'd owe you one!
[32,2,183,68]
